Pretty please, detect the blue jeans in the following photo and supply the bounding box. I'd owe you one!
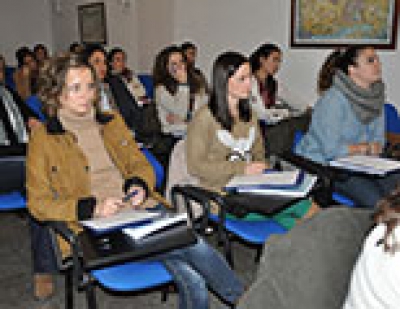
[155,237,244,309]
[29,216,57,274]
[334,171,400,208]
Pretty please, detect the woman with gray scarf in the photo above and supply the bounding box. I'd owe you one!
[296,46,400,208]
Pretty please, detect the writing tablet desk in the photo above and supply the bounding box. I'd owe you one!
[77,224,197,271]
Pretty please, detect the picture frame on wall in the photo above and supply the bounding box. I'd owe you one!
[78,2,107,44]
[291,0,399,49]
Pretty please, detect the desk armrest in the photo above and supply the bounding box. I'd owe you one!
[45,220,88,289]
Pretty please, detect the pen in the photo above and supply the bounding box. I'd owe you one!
[122,190,138,203]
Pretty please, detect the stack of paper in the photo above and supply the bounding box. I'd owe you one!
[329,155,400,176]
[123,213,188,240]
[225,170,317,198]
[80,208,161,232]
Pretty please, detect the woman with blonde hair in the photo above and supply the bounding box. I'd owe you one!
[27,53,244,308]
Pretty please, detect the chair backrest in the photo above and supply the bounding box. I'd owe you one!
[25,95,46,121]
[137,74,154,100]
[165,139,202,216]
[237,207,373,309]
[384,103,400,134]
[292,130,304,151]
[5,66,16,90]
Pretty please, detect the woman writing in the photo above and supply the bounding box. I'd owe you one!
[27,54,244,309]
[186,51,316,230]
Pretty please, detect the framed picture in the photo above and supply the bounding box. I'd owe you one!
[78,2,107,44]
[291,0,399,49]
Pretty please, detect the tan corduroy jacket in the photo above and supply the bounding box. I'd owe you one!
[27,111,167,255]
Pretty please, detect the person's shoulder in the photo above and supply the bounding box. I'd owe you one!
[29,122,48,141]
[193,104,212,121]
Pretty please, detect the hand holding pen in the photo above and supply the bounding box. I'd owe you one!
[123,186,146,209]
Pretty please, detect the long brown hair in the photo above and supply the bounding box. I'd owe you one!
[374,186,400,254]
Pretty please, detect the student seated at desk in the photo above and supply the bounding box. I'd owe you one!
[295,46,400,208]
[153,45,208,138]
[186,51,317,229]
[249,43,311,156]
[27,54,244,309]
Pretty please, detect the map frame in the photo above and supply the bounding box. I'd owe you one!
[290,0,399,49]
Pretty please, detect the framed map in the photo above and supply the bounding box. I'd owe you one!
[78,2,107,44]
[291,0,399,49]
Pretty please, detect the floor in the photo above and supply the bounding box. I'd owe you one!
[0,212,258,309]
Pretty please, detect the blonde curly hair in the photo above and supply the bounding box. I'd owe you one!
[37,53,100,117]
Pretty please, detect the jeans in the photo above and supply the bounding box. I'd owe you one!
[155,237,244,309]
[29,216,57,274]
[334,171,400,208]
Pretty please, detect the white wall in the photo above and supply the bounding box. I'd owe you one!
[173,0,400,108]
[2,0,400,107]
[0,0,53,65]
[51,0,139,71]
[137,0,175,73]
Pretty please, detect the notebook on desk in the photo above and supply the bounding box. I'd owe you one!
[80,208,161,233]
[329,155,400,176]
[225,170,317,198]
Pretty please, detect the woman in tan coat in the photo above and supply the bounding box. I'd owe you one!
[27,54,244,308]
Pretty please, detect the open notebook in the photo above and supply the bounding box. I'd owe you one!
[329,155,400,176]
[80,208,189,240]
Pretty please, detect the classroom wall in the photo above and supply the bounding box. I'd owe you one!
[1,0,400,108]
[0,0,53,66]
[50,0,139,71]
[173,0,400,108]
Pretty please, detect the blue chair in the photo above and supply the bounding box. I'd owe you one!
[292,130,356,207]
[48,221,173,309]
[5,66,16,90]
[0,191,26,211]
[137,74,154,100]
[384,103,400,134]
[170,184,287,267]
[25,95,46,121]
[141,147,164,190]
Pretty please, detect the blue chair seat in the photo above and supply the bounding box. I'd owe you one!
[332,193,355,208]
[0,191,26,211]
[91,261,172,292]
[209,214,287,244]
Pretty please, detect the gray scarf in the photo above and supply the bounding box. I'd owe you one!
[333,70,385,124]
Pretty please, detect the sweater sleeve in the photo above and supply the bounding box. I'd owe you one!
[155,85,188,134]
[296,91,349,162]
[186,109,246,189]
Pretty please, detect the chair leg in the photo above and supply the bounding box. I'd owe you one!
[65,270,74,309]
[85,282,97,309]
[161,285,171,302]
[223,234,234,268]
[255,247,263,263]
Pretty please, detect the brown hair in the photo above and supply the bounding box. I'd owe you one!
[37,53,100,117]
[374,186,400,254]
